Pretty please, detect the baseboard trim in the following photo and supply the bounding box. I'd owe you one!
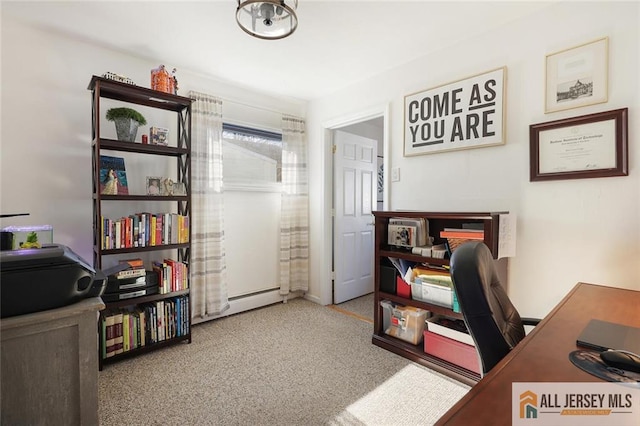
[192,289,303,325]
[303,293,323,305]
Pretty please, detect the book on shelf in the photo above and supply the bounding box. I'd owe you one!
[139,309,146,348]
[119,258,144,269]
[440,229,485,239]
[99,155,129,195]
[112,267,146,280]
[388,217,428,247]
[113,311,124,355]
[104,313,116,358]
[123,310,131,352]
[155,214,163,245]
[461,223,484,231]
[156,300,165,342]
[147,303,157,344]
[131,310,139,350]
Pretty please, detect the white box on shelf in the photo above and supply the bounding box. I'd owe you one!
[426,315,475,346]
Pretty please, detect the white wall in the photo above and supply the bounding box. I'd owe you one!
[0,17,305,300]
[307,2,640,318]
[3,3,638,320]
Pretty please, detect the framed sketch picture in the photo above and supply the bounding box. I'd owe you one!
[545,37,608,113]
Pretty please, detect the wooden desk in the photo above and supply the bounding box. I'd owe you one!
[436,282,640,426]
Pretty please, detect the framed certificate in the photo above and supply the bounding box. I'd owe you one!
[529,108,627,182]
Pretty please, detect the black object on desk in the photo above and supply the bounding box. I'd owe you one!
[0,244,106,318]
[569,350,640,383]
[600,350,640,373]
[576,318,640,353]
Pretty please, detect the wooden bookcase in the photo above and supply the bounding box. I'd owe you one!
[372,211,506,386]
[88,76,192,369]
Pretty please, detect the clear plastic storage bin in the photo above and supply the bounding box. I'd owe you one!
[380,300,429,345]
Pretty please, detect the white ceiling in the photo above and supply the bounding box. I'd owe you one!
[3,1,554,101]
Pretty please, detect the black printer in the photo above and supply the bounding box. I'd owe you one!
[0,244,106,318]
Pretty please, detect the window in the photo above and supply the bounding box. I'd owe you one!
[222,123,282,191]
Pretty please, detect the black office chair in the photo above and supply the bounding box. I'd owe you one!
[450,241,540,376]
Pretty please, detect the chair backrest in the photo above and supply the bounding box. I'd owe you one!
[450,241,525,375]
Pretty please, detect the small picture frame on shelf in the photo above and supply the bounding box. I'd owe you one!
[146,176,162,195]
[150,126,169,145]
[160,178,175,196]
[172,182,187,196]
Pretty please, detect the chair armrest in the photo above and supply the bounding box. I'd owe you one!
[522,317,541,326]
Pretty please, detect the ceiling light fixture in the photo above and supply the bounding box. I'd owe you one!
[236,0,298,40]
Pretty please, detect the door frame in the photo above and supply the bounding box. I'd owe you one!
[320,104,390,306]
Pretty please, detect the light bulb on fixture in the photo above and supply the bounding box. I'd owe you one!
[236,0,298,40]
[260,3,274,26]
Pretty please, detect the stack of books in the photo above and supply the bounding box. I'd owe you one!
[102,258,158,302]
[439,224,485,253]
[387,217,429,248]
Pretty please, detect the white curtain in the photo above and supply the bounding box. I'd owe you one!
[189,91,229,317]
[279,115,309,296]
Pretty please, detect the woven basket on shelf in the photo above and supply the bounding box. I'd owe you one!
[447,238,477,252]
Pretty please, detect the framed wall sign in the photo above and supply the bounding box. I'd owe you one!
[403,67,506,156]
[545,37,608,114]
[529,108,627,182]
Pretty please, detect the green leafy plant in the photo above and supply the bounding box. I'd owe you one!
[20,231,41,249]
[106,107,147,125]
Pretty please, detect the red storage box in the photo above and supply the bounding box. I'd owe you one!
[397,276,411,298]
[423,330,481,374]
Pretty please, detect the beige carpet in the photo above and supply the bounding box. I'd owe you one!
[99,297,468,425]
[333,293,374,322]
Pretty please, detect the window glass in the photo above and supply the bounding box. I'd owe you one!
[222,123,282,190]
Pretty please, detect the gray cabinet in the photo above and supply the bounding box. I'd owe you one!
[1,297,104,426]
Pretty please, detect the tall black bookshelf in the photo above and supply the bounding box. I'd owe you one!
[88,76,193,369]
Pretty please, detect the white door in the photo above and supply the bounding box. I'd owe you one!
[333,130,377,304]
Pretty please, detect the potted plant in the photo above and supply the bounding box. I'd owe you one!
[106,107,147,142]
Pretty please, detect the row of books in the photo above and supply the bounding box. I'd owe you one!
[100,212,189,250]
[152,258,189,294]
[100,295,190,359]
